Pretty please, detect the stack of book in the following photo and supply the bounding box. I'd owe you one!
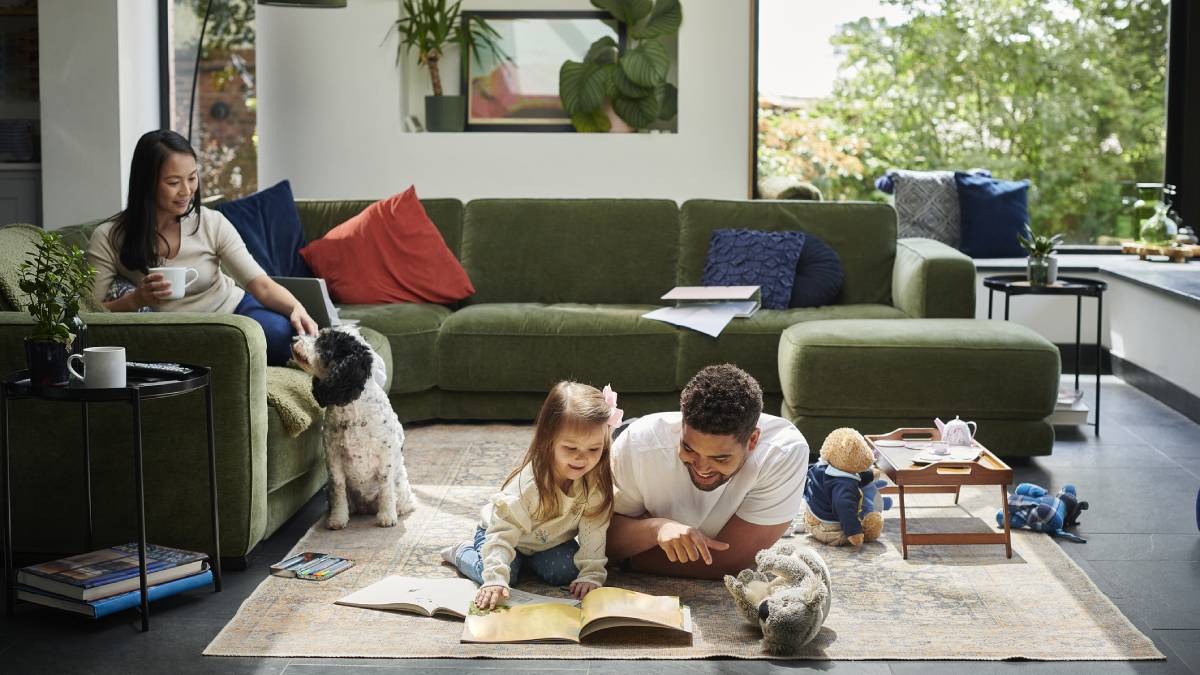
[16,543,212,618]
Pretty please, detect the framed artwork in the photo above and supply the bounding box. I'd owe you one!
[462,11,626,132]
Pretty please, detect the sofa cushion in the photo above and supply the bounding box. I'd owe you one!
[778,319,1059,420]
[789,234,844,308]
[701,228,805,310]
[676,304,907,393]
[460,199,679,305]
[679,200,896,306]
[214,179,312,278]
[438,303,679,393]
[295,199,465,258]
[337,303,450,395]
[956,173,1030,258]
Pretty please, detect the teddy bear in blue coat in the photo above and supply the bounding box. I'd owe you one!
[996,483,1088,543]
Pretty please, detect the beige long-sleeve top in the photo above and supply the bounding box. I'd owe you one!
[478,464,611,588]
[86,207,266,314]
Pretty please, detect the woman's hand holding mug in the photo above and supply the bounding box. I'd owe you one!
[135,272,174,307]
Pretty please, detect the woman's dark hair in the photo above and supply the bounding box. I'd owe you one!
[680,364,763,443]
[110,129,201,273]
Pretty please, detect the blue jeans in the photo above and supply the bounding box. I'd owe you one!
[234,293,295,366]
[455,526,580,587]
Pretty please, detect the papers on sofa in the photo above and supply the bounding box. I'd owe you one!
[642,304,748,337]
[461,587,692,644]
[335,576,577,619]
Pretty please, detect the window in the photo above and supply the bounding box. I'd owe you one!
[756,0,1170,244]
[166,0,257,201]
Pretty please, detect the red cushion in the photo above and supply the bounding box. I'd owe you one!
[299,187,474,304]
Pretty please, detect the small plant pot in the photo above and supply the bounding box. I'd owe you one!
[425,95,465,133]
[1026,256,1057,286]
[24,338,69,386]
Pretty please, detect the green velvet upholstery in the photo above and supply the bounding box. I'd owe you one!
[893,238,977,318]
[678,200,898,306]
[437,303,678,393]
[461,199,679,305]
[295,199,465,257]
[778,319,1060,456]
[337,303,449,395]
[676,304,908,393]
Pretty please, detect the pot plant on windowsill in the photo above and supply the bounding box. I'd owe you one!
[1017,225,1064,287]
[559,0,682,132]
[17,232,96,386]
[391,0,506,133]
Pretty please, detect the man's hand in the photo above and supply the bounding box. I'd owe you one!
[655,520,730,565]
[474,585,509,610]
[568,581,598,599]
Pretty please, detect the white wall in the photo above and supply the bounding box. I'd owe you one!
[39,0,159,229]
[257,0,752,201]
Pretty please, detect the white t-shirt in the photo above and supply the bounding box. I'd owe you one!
[611,412,809,538]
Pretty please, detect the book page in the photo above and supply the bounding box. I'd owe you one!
[461,603,583,644]
[336,576,477,617]
[578,587,685,638]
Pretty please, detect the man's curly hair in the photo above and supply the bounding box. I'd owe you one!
[680,364,763,443]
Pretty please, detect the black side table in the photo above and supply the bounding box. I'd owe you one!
[983,274,1108,436]
[0,364,221,631]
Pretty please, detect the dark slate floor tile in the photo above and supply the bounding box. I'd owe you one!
[1158,631,1200,675]
[1126,424,1200,454]
[1072,534,1200,562]
[1006,467,1199,535]
[284,662,586,675]
[1088,561,1200,629]
[589,661,891,674]
[1029,441,1178,469]
[888,662,1179,674]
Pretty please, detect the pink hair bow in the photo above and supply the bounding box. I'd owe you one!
[602,384,624,428]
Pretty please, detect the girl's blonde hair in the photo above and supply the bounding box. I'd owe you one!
[502,381,616,523]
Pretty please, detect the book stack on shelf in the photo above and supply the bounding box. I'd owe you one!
[16,543,212,619]
[1050,387,1089,425]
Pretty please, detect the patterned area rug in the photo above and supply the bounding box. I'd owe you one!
[204,424,1162,660]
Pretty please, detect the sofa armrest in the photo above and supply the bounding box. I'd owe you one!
[0,311,270,558]
[892,238,976,318]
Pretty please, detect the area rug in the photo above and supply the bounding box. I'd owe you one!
[204,424,1163,661]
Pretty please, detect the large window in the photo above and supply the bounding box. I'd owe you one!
[167,0,257,201]
[756,0,1170,244]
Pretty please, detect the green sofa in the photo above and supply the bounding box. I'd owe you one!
[0,198,974,562]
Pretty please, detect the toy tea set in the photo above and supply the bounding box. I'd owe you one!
[871,415,982,464]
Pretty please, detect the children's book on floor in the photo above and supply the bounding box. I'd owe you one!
[335,576,576,619]
[16,570,214,619]
[461,587,693,644]
[17,543,209,601]
[270,552,354,581]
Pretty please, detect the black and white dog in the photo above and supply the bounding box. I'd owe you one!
[291,328,416,528]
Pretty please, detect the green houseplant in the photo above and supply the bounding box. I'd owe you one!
[391,0,506,132]
[1017,225,1064,287]
[559,0,682,132]
[18,232,96,385]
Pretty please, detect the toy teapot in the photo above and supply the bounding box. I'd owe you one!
[936,416,977,447]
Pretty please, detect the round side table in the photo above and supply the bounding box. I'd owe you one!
[0,364,222,632]
[983,274,1108,436]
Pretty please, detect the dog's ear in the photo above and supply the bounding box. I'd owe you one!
[311,332,374,407]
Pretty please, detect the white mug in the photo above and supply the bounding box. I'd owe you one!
[148,266,199,300]
[67,346,126,389]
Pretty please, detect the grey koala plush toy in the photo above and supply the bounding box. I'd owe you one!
[724,544,832,654]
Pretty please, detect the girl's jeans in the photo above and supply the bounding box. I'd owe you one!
[455,526,580,587]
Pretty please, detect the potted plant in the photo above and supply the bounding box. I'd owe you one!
[1016,225,1064,287]
[391,0,506,132]
[17,232,96,385]
[559,0,682,132]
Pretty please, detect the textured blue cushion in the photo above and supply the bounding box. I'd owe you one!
[701,228,805,310]
[956,172,1030,258]
[214,179,312,277]
[789,233,843,308]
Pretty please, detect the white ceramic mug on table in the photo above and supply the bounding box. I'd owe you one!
[148,266,199,300]
[66,346,127,389]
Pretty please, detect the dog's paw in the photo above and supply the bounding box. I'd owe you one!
[376,510,398,528]
[326,514,348,530]
[397,496,417,515]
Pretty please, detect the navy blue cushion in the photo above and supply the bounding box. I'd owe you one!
[789,233,843,308]
[214,180,312,277]
[701,228,805,310]
[955,172,1030,258]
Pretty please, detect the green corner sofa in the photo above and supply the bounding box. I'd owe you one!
[0,198,977,562]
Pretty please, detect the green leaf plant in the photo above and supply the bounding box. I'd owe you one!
[390,0,508,97]
[17,232,96,346]
[1016,224,1064,259]
[559,0,682,132]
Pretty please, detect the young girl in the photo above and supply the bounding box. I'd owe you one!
[441,381,622,609]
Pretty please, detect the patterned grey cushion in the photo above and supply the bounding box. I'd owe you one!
[891,170,961,248]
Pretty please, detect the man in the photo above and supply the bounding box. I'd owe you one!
[607,364,809,579]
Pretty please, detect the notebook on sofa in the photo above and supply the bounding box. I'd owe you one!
[271,276,358,329]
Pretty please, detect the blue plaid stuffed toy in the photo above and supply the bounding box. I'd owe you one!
[996,483,1088,543]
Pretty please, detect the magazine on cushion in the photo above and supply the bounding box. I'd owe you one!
[18,543,208,602]
[461,587,692,644]
[335,576,576,619]
[17,570,214,619]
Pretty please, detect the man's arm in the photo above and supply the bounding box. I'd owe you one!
[605,513,666,562]
[627,516,791,580]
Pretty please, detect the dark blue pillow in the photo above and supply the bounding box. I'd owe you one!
[214,179,312,277]
[789,234,843,308]
[701,228,805,310]
[955,172,1030,258]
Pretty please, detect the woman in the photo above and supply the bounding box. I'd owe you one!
[87,129,316,365]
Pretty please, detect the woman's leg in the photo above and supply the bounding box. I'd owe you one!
[234,292,295,366]
[454,526,522,586]
[525,539,581,586]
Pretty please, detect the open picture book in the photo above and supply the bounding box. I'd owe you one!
[334,576,576,619]
[461,586,693,644]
